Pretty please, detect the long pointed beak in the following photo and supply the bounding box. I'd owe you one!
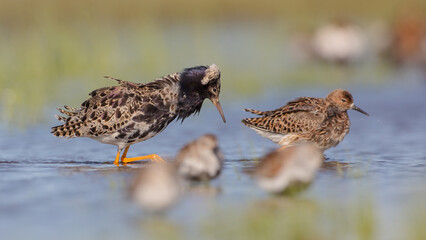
[210,97,226,123]
[351,104,369,116]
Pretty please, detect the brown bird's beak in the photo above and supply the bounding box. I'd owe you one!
[351,104,369,116]
[210,97,226,123]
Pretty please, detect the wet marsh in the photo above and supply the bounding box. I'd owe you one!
[1,1,426,239]
[2,83,426,239]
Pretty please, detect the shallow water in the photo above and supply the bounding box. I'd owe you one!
[1,80,426,240]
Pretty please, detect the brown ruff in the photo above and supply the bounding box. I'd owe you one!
[242,89,368,151]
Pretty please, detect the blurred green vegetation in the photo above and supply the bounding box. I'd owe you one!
[1,0,424,25]
[200,194,426,240]
[0,0,425,126]
[202,197,376,240]
[130,187,426,240]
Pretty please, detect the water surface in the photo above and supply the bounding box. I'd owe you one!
[1,81,426,240]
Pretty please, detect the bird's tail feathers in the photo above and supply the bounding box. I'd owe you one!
[104,76,124,83]
[52,106,83,138]
[55,115,68,122]
[243,108,270,116]
[241,118,257,127]
[104,76,139,88]
[57,106,78,117]
[51,121,83,138]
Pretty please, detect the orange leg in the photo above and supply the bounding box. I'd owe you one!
[114,150,120,166]
[122,154,165,164]
[120,146,130,162]
[118,146,165,164]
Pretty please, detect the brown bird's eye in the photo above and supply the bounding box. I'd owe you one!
[341,98,346,102]
[212,88,217,93]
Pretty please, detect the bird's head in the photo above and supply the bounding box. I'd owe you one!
[196,134,222,158]
[179,64,226,122]
[326,89,369,116]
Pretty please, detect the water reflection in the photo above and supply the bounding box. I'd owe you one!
[186,184,222,197]
[321,161,351,172]
[138,217,184,240]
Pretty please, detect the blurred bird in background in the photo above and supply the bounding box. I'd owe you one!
[312,18,366,65]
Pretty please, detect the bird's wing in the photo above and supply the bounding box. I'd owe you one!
[243,97,320,116]
[52,73,181,138]
[77,84,148,136]
[52,84,142,137]
[276,97,321,114]
[242,97,325,134]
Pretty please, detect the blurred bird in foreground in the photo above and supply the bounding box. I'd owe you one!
[242,89,369,151]
[130,133,223,211]
[175,134,223,181]
[254,144,323,194]
[51,64,226,166]
[130,163,181,212]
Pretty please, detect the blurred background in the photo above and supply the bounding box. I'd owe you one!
[0,0,425,127]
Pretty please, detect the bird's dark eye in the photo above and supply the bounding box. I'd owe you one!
[341,98,346,102]
[212,88,217,93]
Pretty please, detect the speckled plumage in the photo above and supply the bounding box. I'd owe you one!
[51,64,225,164]
[242,89,369,151]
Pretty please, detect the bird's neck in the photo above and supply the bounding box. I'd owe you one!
[326,103,347,118]
[175,76,206,121]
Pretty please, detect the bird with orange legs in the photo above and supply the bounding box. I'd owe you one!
[52,64,226,166]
